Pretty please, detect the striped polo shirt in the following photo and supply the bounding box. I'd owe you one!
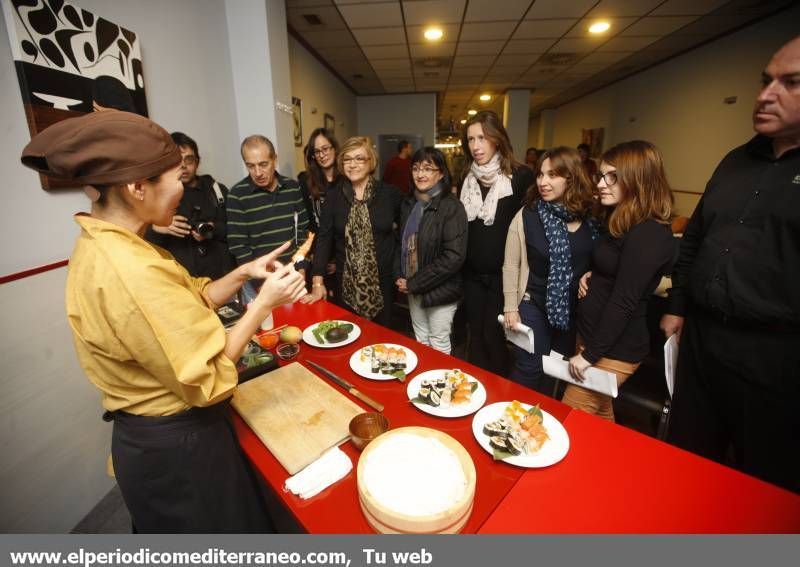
[226,173,310,265]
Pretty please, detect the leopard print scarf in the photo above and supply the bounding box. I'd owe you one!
[342,178,384,319]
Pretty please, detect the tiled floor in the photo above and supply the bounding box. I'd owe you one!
[72,301,667,533]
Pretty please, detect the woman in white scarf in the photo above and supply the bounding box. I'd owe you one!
[458,111,534,376]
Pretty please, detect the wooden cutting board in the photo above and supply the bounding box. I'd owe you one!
[232,361,365,475]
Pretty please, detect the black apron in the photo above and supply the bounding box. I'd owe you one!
[108,400,275,533]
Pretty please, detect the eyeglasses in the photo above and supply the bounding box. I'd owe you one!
[313,145,333,157]
[599,170,618,186]
[342,156,369,165]
[181,156,198,166]
[412,166,440,175]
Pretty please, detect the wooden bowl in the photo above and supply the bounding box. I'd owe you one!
[356,426,476,534]
[349,412,389,450]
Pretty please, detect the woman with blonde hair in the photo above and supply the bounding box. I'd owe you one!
[503,147,598,393]
[309,136,403,326]
[566,140,675,421]
[459,110,534,375]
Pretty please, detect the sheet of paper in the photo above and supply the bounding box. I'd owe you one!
[664,334,679,398]
[542,353,619,398]
[497,314,534,354]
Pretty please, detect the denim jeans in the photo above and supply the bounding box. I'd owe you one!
[509,297,576,396]
[407,295,459,354]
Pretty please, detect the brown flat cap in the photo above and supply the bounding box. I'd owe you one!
[21,110,181,186]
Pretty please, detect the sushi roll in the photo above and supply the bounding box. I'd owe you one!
[489,436,509,452]
[505,434,524,455]
[483,421,508,437]
[418,386,431,400]
[428,390,441,407]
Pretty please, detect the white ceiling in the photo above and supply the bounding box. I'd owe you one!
[286,0,795,130]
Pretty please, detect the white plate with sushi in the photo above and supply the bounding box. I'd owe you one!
[471,401,569,468]
[302,320,361,348]
[349,343,418,381]
[406,369,487,418]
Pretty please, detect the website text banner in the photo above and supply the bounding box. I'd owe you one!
[1,535,798,567]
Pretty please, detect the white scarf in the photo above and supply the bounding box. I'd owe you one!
[460,153,513,226]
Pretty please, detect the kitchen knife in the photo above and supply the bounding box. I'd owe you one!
[305,360,384,412]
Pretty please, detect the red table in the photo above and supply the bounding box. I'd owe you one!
[234,302,800,534]
[478,409,800,533]
[232,301,570,534]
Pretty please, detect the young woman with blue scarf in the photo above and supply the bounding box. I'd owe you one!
[396,148,467,354]
[502,147,598,394]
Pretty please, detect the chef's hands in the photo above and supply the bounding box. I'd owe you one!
[254,263,306,310]
[660,314,685,344]
[396,278,408,294]
[245,242,291,280]
[152,215,191,238]
[568,353,591,383]
[578,271,592,299]
[245,242,307,307]
[504,311,520,330]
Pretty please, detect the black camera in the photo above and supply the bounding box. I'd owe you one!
[188,205,214,239]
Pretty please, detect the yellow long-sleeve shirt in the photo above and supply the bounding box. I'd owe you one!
[66,214,238,416]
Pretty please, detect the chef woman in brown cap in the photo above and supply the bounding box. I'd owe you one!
[21,111,307,533]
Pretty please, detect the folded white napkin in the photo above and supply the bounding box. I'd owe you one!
[283,447,352,500]
[497,314,535,354]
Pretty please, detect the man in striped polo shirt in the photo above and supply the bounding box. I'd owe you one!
[227,135,310,301]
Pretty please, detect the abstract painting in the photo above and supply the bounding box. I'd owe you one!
[2,0,148,188]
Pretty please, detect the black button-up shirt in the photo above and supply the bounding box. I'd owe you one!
[668,135,800,326]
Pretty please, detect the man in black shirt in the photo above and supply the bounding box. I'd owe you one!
[661,36,800,493]
[147,132,234,280]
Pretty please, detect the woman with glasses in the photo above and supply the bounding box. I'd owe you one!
[565,140,674,421]
[309,136,403,327]
[503,147,597,394]
[395,147,467,354]
[459,110,534,376]
[299,128,343,234]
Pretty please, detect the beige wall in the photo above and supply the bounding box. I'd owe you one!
[288,36,358,175]
[357,93,437,150]
[0,0,287,532]
[534,4,800,216]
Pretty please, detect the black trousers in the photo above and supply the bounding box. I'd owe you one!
[111,401,276,533]
[667,307,800,493]
[462,272,509,377]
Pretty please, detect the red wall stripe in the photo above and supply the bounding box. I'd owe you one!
[0,260,69,285]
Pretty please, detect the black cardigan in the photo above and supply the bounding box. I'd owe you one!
[395,191,468,308]
[312,179,403,291]
[577,220,675,364]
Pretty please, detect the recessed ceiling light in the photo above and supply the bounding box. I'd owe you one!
[424,27,444,41]
[479,94,491,101]
[460,119,467,124]
[588,21,610,34]
[467,109,477,115]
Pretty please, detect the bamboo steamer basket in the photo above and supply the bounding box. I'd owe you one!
[356,426,476,534]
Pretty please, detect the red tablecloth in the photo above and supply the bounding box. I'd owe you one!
[233,301,571,533]
[478,409,800,533]
[235,301,800,534]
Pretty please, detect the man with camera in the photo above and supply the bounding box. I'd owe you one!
[147,132,234,280]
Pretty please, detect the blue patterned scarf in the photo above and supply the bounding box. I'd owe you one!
[401,184,443,278]
[536,200,599,330]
